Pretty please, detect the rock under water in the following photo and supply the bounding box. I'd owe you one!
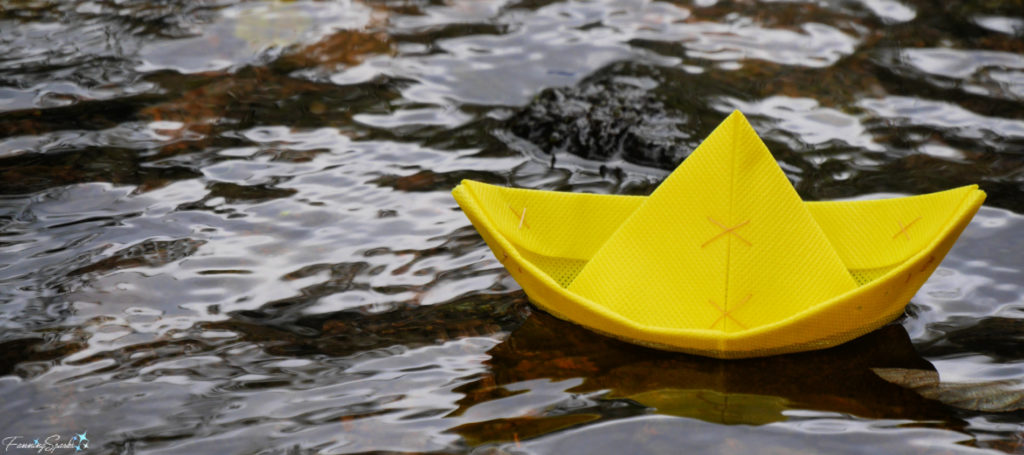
[505,63,697,170]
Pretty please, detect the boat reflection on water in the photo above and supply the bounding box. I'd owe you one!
[451,309,953,445]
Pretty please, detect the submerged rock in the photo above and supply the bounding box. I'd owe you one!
[505,64,695,170]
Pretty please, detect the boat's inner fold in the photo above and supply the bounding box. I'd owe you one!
[467,180,977,294]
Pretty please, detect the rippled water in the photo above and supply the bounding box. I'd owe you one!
[1,0,1023,453]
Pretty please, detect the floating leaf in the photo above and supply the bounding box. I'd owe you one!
[873,368,1024,412]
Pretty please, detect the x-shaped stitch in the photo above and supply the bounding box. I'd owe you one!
[702,217,751,248]
[704,295,753,329]
[708,294,752,330]
[892,216,922,241]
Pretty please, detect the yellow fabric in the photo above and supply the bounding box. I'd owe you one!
[805,187,978,270]
[452,111,986,358]
[568,112,856,334]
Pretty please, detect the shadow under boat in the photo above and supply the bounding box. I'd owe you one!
[453,309,953,432]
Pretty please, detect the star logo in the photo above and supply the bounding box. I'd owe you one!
[73,431,88,451]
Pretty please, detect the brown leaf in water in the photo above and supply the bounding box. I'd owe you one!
[279,29,393,69]
[451,413,600,446]
[873,368,1024,412]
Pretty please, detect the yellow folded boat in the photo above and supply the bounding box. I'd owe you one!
[452,111,985,358]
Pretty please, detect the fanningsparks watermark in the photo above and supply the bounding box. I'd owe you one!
[1,431,88,453]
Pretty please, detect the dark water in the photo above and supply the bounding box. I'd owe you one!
[1,0,1023,453]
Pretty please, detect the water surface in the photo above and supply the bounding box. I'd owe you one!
[1,0,1023,453]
